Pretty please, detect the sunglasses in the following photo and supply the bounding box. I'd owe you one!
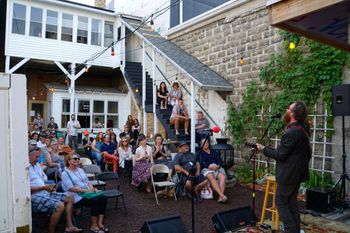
[29,147,40,153]
[70,157,80,161]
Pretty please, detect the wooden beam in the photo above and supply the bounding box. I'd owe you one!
[269,0,345,25]
[8,58,30,74]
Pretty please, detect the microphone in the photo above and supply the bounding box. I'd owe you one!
[204,126,221,133]
[271,113,281,118]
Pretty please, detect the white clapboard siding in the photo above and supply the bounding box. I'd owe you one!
[6,0,121,67]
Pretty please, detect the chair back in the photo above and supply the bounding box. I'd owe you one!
[96,172,119,182]
[82,164,102,175]
[80,157,92,166]
[151,164,170,175]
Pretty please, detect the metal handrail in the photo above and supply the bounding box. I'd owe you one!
[144,50,220,128]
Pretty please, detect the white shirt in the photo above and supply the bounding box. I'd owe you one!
[135,145,153,162]
[118,146,133,168]
[67,120,81,136]
[29,163,48,197]
[61,168,89,203]
[37,141,46,148]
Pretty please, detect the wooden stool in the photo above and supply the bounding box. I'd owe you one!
[260,176,279,230]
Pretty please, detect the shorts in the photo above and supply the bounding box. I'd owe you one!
[31,192,68,214]
[201,167,226,178]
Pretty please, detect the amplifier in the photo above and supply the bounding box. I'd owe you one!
[306,188,335,214]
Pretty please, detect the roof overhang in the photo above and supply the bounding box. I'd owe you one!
[268,0,350,51]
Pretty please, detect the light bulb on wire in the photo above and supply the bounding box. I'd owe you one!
[150,14,155,31]
[111,47,115,56]
[289,42,296,50]
[84,66,89,73]
[239,57,244,65]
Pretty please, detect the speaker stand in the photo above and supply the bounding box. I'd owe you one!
[332,116,350,208]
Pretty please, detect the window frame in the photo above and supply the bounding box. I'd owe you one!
[91,18,102,46]
[61,99,70,128]
[29,6,43,37]
[77,15,88,44]
[45,10,58,39]
[61,13,73,42]
[104,21,114,47]
[12,3,26,35]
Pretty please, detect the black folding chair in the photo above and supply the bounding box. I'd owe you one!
[96,172,127,215]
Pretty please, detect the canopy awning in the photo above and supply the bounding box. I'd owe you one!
[268,0,350,51]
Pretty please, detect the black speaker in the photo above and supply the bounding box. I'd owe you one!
[332,84,350,116]
[212,206,257,233]
[141,215,188,233]
[306,188,335,214]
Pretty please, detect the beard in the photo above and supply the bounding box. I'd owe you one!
[282,112,291,125]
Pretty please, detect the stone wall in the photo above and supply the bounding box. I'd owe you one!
[168,2,281,106]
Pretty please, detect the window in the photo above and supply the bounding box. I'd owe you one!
[92,101,105,128]
[91,19,101,46]
[77,16,88,44]
[104,21,114,47]
[12,3,26,35]
[77,100,90,128]
[61,99,70,128]
[61,13,73,42]
[46,10,58,39]
[107,101,118,128]
[30,7,42,37]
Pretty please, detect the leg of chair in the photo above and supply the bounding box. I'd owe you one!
[153,183,159,205]
[121,195,127,216]
[173,185,177,201]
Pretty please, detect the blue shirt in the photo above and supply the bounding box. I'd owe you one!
[101,142,117,155]
[199,149,222,169]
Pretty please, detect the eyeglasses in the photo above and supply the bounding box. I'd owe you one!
[122,140,127,143]
[29,147,40,153]
[70,157,80,161]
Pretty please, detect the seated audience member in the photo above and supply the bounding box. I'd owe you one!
[57,136,66,151]
[82,130,92,158]
[195,111,210,143]
[126,115,134,130]
[45,136,53,154]
[170,99,189,136]
[119,125,134,146]
[157,82,169,109]
[101,134,118,172]
[132,134,153,192]
[173,142,207,198]
[110,132,118,145]
[31,124,40,135]
[91,132,104,167]
[131,119,141,142]
[31,132,39,142]
[28,144,81,233]
[168,82,182,106]
[93,118,103,128]
[117,136,133,169]
[152,133,173,175]
[62,153,108,233]
[45,140,65,182]
[199,139,228,203]
[47,117,59,131]
[37,133,47,148]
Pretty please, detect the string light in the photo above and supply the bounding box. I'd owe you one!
[289,42,296,50]
[111,47,115,56]
[84,66,89,72]
[135,87,139,93]
[150,14,155,31]
[239,56,244,65]
[32,96,36,100]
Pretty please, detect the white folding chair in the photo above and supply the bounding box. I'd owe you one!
[151,164,177,205]
[80,157,92,166]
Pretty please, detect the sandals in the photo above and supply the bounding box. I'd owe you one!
[89,228,104,233]
[65,227,83,232]
[100,226,109,233]
[218,195,228,203]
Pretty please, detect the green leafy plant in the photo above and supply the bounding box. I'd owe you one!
[227,31,348,144]
[302,170,334,189]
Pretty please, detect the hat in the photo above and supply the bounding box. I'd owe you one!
[178,141,188,148]
[28,139,37,146]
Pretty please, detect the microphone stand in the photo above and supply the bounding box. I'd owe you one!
[182,130,212,233]
[248,116,278,216]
